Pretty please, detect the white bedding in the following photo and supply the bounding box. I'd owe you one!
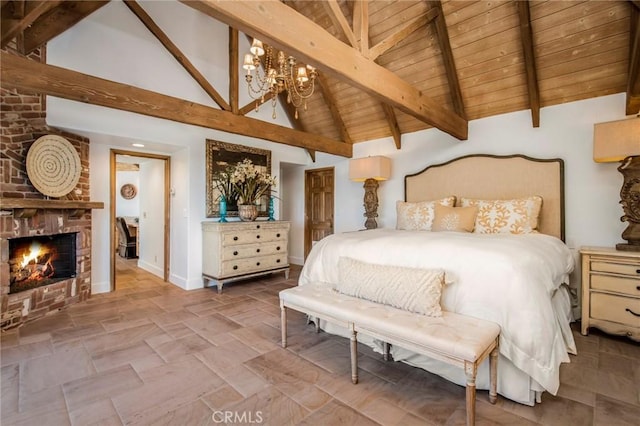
[298,229,577,405]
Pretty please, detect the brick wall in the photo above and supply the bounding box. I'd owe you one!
[1,45,95,329]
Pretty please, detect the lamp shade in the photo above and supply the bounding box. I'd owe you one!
[593,117,640,163]
[349,156,391,182]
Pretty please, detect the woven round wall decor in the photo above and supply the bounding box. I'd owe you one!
[26,134,81,198]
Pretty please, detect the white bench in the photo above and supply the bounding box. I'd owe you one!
[280,284,500,426]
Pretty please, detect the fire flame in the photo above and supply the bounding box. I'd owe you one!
[21,242,44,268]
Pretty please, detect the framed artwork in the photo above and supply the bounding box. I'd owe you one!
[205,140,272,218]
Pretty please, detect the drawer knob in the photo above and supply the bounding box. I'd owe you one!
[233,251,238,256]
[256,225,261,229]
[233,236,238,241]
[276,246,281,251]
[233,265,238,270]
[625,308,640,317]
[637,286,640,291]
[256,262,260,266]
[636,269,640,274]
[256,248,260,253]
[277,233,281,237]
[256,235,260,239]
[276,259,281,263]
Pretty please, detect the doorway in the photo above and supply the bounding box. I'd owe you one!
[110,149,171,291]
[304,167,334,259]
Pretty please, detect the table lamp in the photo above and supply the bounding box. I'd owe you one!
[349,156,391,229]
[593,116,640,250]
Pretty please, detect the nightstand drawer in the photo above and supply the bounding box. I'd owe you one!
[591,275,640,295]
[591,293,640,327]
[590,261,640,276]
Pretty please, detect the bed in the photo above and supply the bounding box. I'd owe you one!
[298,154,577,406]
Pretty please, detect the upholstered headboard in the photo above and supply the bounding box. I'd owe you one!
[404,154,565,240]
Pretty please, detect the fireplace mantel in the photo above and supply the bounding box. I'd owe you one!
[0,198,104,218]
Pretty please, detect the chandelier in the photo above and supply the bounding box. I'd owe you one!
[242,38,318,119]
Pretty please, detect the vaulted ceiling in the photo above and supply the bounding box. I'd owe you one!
[2,0,639,159]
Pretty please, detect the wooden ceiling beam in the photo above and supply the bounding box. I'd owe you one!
[429,1,466,120]
[353,0,368,56]
[123,0,230,111]
[229,27,239,114]
[21,1,108,54]
[369,8,438,61]
[0,52,351,158]
[316,73,352,145]
[1,0,61,49]
[321,0,357,48]
[627,5,640,114]
[382,104,401,150]
[181,0,468,140]
[516,0,541,127]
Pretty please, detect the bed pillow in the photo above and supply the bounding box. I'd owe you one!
[460,196,542,234]
[431,204,478,232]
[396,196,456,231]
[336,257,445,317]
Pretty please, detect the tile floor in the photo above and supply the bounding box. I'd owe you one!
[1,259,639,425]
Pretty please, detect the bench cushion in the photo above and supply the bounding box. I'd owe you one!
[281,284,500,362]
[337,257,445,317]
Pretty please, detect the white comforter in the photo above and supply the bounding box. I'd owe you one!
[299,229,576,402]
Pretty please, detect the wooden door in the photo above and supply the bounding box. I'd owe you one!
[305,167,334,259]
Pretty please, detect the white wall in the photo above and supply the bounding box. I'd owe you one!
[48,1,309,293]
[137,158,165,278]
[115,170,140,217]
[48,0,632,294]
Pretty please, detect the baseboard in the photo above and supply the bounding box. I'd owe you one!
[91,280,110,294]
[289,256,304,266]
[137,260,164,279]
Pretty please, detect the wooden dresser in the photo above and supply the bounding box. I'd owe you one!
[202,221,290,293]
[580,246,640,341]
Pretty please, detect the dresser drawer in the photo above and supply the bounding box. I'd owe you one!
[222,229,287,245]
[221,253,288,277]
[591,293,640,327]
[590,261,640,276]
[591,274,640,295]
[221,241,286,260]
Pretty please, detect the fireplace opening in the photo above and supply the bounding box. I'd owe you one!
[9,232,78,294]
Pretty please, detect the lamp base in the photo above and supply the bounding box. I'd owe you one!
[362,178,379,230]
[617,156,640,252]
[615,243,640,251]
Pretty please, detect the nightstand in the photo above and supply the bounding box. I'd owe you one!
[580,246,640,341]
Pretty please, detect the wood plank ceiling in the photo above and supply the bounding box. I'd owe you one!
[1,0,638,158]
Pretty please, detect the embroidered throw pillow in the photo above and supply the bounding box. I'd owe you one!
[336,257,446,317]
[431,204,478,232]
[396,196,456,231]
[460,196,543,234]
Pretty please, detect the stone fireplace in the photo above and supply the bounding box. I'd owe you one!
[1,44,103,329]
[9,232,78,294]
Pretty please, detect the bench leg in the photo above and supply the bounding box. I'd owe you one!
[382,342,391,361]
[350,326,358,384]
[489,340,499,404]
[464,361,477,426]
[280,303,287,348]
[315,317,320,333]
